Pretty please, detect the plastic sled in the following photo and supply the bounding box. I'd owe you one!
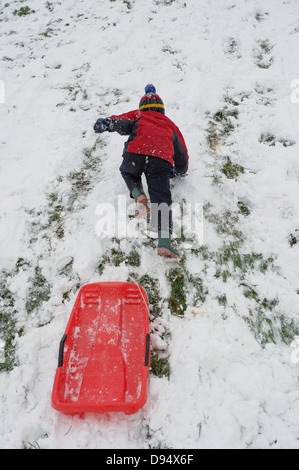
[52,282,150,415]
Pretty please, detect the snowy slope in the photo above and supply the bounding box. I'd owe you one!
[1,0,299,449]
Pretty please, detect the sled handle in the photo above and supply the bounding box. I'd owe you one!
[58,334,67,367]
[145,334,150,367]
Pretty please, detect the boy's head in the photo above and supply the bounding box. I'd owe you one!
[139,84,165,114]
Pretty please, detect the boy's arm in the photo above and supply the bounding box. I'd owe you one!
[94,110,140,135]
[172,129,189,175]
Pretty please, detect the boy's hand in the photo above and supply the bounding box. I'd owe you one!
[93,118,113,133]
[169,168,187,179]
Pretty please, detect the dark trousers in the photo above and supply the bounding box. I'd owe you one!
[119,153,172,232]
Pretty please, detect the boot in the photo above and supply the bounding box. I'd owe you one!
[132,186,150,218]
[157,230,180,259]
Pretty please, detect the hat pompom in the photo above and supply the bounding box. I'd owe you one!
[145,84,156,94]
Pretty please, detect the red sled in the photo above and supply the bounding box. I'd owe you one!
[51,282,150,415]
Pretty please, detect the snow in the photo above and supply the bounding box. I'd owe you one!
[1,0,299,449]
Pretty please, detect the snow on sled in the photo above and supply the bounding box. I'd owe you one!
[52,282,150,415]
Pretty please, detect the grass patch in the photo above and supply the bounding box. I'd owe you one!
[222,157,245,180]
[243,289,299,347]
[0,261,30,372]
[47,191,65,238]
[25,266,51,315]
[129,273,162,313]
[217,294,228,307]
[188,274,209,305]
[40,27,56,38]
[255,11,269,22]
[288,231,299,247]
[259,133,295,147]
[254,84,274,106]
[223,37,241,59]
[237,201,251,217]
[203,87,299,348]
[211,106,238,137]
[123,0,134,9]
[198,201,299,346]
[13,5,35,16]
[150,350,170,379]
[97,243,141,274]
[125,248,141,267]
[166,267,187,316]
[254,40,274,69]
[241,284,299,346]
[206,92,241,152]
[27,136,105,244]
[67,137,104,209]
[205,241,275,282]
[110,248,126,267]
[0,274,17,372]
[205,206,244,241]
[45,1,54,12]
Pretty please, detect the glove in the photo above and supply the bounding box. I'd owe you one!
[93,117,113,133]
[169,168,178,179]
[169,168,187,179]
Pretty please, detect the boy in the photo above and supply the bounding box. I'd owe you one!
[94,84,189,259]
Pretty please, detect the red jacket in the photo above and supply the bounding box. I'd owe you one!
[109,109,189,173]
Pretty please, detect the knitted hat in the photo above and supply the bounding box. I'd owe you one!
[139,84,165,114]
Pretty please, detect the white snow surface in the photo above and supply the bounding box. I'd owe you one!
[1,0,299,449]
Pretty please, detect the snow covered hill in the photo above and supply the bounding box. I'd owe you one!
[1,0,299,449]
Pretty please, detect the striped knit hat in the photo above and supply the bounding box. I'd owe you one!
[139,84,165,114]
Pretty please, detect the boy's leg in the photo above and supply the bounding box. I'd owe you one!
[119,153,144,196]
[145,157,179,259]
[119,153,149,217]
[132,187,150,218]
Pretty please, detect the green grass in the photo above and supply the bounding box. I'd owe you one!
[199,197,299,346]
[254,40,274,69]
[13,6,35,16]
[25,266,51,315]
[166,267,187,316]
[288,232,299,247]
[129,273,162,313]
[217,294,228,307]
[222,158,245,180]
[237,201,251,217]
[0,276,17,372]
[259,133,295,147]
[0,266,25,372]
[206,94,241,153]
[255,11,269,22]
[188,273,209,305]
[223,37,241,59]
[212,104,239,136]
[150,350,170,379]
[125,248,141,267]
